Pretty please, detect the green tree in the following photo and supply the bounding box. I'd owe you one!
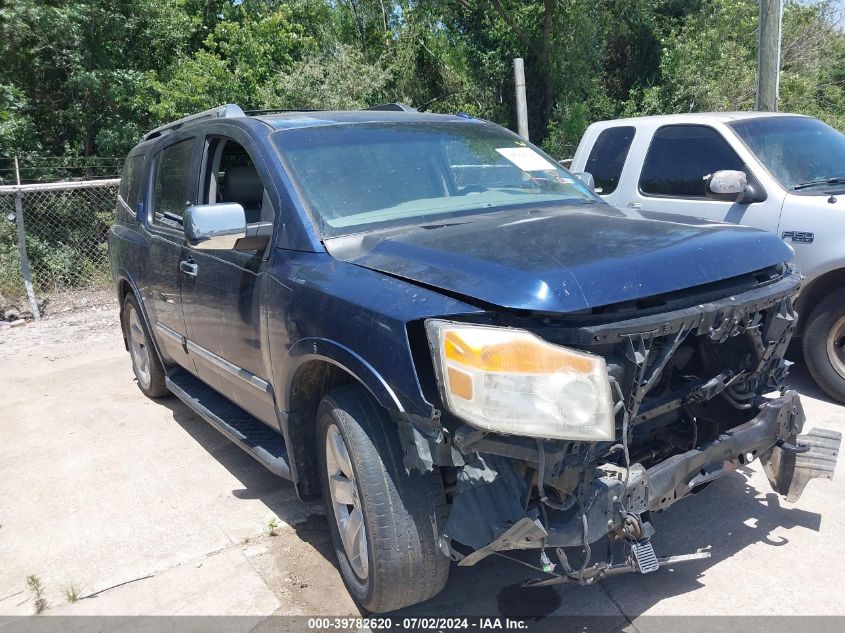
[1,0,843,173]
[634,0,845,128]
[0,0,195,158]
[260,43,393,110]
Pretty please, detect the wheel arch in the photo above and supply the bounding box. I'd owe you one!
[281,338,405,413]
[117,277,132,305]
[278,341,406,500]
[796,267,845,336]
[114,271,165,367]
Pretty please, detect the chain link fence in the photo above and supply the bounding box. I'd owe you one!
[1,179,119,319]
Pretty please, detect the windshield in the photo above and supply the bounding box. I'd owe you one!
[273,122,598,237]
[729,116,845,192]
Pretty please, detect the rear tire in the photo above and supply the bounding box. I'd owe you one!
[122,293,168,398]
[803,288,845,403]
[316,385,450,612]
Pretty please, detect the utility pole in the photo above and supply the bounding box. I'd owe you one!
[756,0,783,111]
[513,58,529,141]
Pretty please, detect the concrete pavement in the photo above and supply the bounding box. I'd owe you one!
[0,313,842,624]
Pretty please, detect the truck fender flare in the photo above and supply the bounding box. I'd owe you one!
[281,337,405,413]
[115,270,167,366]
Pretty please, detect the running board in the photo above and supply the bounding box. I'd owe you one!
[166,369,292,479]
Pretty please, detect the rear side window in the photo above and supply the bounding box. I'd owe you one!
[639,125,744,197]
[585,126,635,194]
[118,154,144,210]
[152,138,195,229]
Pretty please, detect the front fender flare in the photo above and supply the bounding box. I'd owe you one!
[280,337,406,413]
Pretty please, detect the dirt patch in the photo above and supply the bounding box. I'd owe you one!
[252,515,360,617]
[1,287,115,319]
[0,293,118,360]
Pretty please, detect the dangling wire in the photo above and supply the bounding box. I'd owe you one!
[610,376,633,517]
[577,484,591,584]
[536,440,577,511]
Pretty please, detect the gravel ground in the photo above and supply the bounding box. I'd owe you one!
[0,291,117,359]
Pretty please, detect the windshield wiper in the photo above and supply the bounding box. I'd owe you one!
[793,177,845,190]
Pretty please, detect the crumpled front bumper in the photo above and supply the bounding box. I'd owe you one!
[449,391,840,566]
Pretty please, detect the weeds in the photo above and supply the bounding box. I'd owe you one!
[266,518,279,537]
[26,574,47,614]
[62,581,82,603]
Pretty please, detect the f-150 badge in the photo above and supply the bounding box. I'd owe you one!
[782,231,814,244]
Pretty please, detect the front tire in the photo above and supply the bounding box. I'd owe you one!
[122,293,168,398]
[803,288,845,403]
[317,385,450,613]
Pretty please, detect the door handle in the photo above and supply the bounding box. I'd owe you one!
[180,259,198,277]
[627,202,643,209]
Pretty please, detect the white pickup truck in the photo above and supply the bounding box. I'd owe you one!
[571,112,845,402]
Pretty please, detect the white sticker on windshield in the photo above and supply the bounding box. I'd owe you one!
[495,147,559,172]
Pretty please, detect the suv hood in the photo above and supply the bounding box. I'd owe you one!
[324,204,794,313]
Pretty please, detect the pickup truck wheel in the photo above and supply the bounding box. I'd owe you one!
[803,288,845,403]
[316,385,450,612]
[122,294,168,398]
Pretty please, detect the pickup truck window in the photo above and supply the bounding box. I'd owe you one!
[639,125,743,197]
[585,126,635,194]
[152,138,195,229]
[273,122,597,237]
[729,116,845,192]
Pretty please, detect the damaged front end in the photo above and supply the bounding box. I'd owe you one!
[402,265,840,583]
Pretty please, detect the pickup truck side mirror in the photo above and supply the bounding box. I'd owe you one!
[572,171,596,192]
[705,170,766,204]
[184,203,247,250]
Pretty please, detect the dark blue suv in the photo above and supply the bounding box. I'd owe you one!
[109,104,839,612]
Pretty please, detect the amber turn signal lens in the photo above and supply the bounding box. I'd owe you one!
[427,320,615,441]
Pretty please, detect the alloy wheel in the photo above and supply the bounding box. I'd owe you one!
[127,305,152,389]
[325,423,369,580]
[827,315,845,380]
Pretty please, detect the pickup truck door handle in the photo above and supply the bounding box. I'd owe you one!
[180,259,198,277]
[627,202,643,209]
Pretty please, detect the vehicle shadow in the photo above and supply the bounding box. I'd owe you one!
[161,397,317,528]
[157,394,823,624]
[783,353,840,406]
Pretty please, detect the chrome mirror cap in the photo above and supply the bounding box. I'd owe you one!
[184,203,247,250]
[706,170,747,196]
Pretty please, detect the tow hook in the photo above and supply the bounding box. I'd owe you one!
[776,438,810,454]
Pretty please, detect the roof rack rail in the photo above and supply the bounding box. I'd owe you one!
[142,104,245,142]
[243,108,324,116]
[365,103,417,112]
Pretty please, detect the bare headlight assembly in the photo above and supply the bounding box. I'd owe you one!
[426,320,615,441]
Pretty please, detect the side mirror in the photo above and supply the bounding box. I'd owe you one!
[704,170,766,203]
[573,171,596,192]
[705,170,746,199]
[184,203,247,250]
